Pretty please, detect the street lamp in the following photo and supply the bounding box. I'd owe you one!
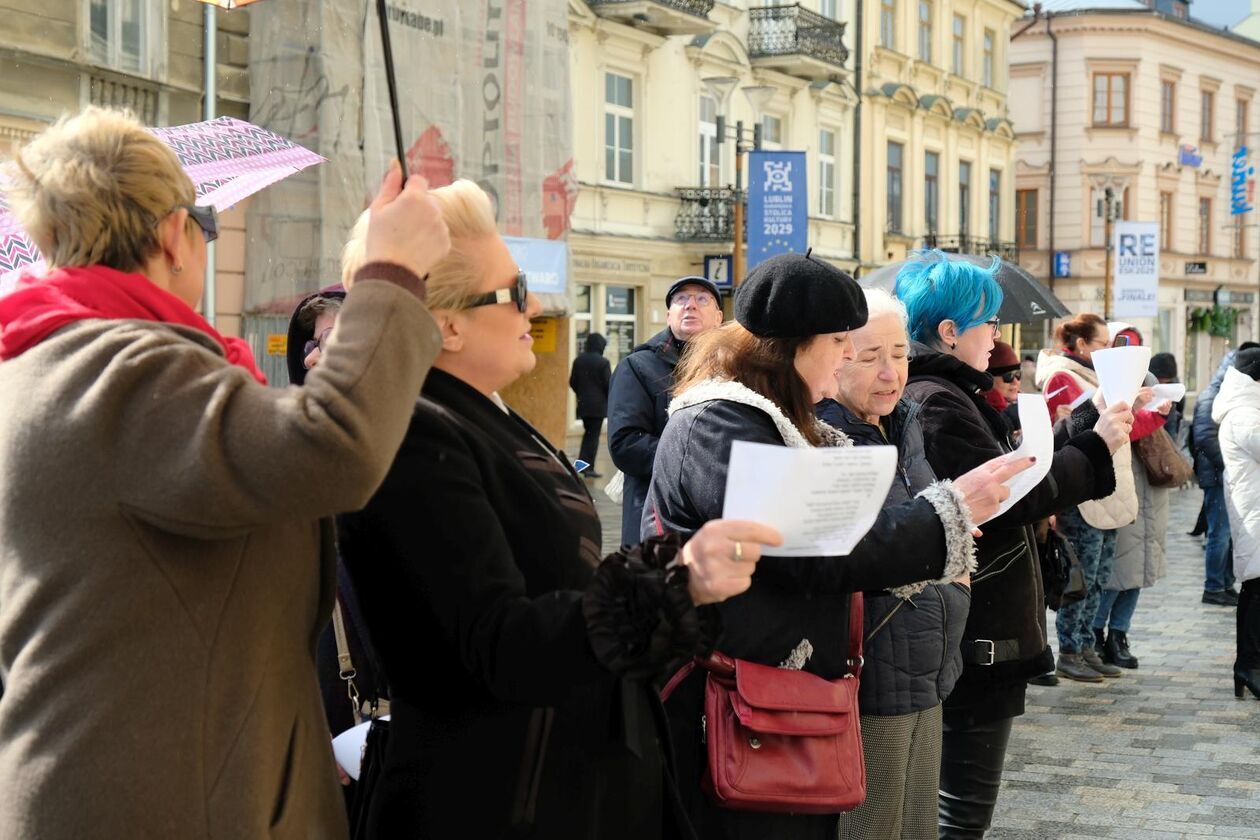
[704,77,774,288]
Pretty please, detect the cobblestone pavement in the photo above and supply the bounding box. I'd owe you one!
[584,477,1260,838]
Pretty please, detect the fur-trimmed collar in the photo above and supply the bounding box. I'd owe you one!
[669,378,851,449]
[1034,349,1098,390]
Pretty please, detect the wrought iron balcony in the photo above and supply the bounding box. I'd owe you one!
[748,5,849,79]
[675,186,737,241]
[922,233,1019,262]
[588,0,717,36]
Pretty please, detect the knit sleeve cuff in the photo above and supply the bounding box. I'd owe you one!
[1068,400,1101,437]
[1066,430,1117,500]
[888,480,977,600]
[351,261,428,302]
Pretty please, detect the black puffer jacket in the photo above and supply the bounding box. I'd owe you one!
[816,398,970,716]
[1191,351,1237,488]
[905,344,1116,725]
[608,328,685,545]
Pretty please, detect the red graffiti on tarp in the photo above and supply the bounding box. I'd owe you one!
[407,125,455,188]
[543,159,577,241]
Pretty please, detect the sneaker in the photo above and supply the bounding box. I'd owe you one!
[1082,648,1123,678]
[1057,652,1104,683]
[1028,672,1060,687]
[1203,589,1240,607]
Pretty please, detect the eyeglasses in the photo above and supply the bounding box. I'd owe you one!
[1000,370,1021,384]
[985,318,1002,337]
[466,271,529,313]
[670,292,716,308]
[303,326,334,361]
[183,204,219,243]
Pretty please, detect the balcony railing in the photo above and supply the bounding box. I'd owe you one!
[748,5,849,73]
[922,233,1019,262]
[588,0,717,35]
[675,186,737,241]
[89,74,159,125]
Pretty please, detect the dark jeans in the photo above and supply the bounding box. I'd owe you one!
[1094,587,1141,633]
[579,416,604,471]
[1203,484,1236,592]
[1240,579,1260,671]
[938,712,1015,839]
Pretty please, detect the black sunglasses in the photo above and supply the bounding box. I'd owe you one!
[183,204,219,243]
[466,271,528,313]
[1000,370,1021,383]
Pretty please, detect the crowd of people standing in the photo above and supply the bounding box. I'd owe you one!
[0,106,1253,840]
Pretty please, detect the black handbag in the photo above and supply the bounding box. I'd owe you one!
[1040,527,1086,612]
[348,704,390,840]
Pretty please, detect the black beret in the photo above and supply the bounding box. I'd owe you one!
[1235,348,1260,382]
[735,252,867,338]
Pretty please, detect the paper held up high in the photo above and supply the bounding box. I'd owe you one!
[982,394,1054,524]
[722,441,898,557]
[1091,346,1152,408]
[1151,382,1186,403]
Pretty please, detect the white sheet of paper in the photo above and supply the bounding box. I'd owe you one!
[1091,346,1152,408]
[1152,382,1185,403]
[1069,388,1096,410]
[722,441,898,557]
[983,394,1054,523]
[331,716,390,781]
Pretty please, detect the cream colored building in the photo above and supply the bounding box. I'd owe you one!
[857,0,1024,267]
[1009,0,1260,390]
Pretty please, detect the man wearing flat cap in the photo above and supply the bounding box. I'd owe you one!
[607,276,723,545]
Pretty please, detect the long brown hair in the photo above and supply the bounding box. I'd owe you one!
[673,321,825,446]
[1055,313,1106,354]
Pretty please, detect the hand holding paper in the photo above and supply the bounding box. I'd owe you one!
[1151,382,1185,403]
[977,394,1054,523]
[1091,346,1152,408]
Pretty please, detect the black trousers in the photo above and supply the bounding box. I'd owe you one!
[1239,578,1260,671]
[579,416,604,470]
[938,712,1014,839]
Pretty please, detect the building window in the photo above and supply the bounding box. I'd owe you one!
[604,286,638,364]
[959,161,972,236]
[881,0,896,49]
[1237,98,1250,148]
[761,114,784,149]
[89,0,149,74]
[1016,189,1037,249]
[1092,74,1129,127]
[699,95,720,187]
[887,142,904,233]
[573,284,593,350]
[924,151,939,234]
[1202,90,1215,142]
[918,1,932,63]
[988,169,1001,242]
[1160,80,1176,134]
[604,73,634,185]
[1160,191,1173,250]
[982,30,995,88]
[820,0,838,18]
[952,15,965,76]
[1199,197,1212,254]
[819,129,837,217]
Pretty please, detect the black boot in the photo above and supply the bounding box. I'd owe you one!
[1106,630,1139,669]
[1235,669,1260,699]
[1093,628,1107,657]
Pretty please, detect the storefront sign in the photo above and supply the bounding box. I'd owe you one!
[571,255,651,277]
[1185,261,1208,275]
[529,318,557,353]
[1232,146,1256,216]
[266,334,288,356]
[1112,220,1159,318]
[1053,251,1071,278]
[747,150,808,270]
[504,236,567,294]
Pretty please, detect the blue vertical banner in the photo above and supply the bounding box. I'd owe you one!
[747,150,808,272]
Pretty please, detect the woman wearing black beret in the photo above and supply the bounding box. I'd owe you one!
[645,252,1034,839]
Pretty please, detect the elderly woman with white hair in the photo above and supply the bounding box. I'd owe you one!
[816,289,971,839]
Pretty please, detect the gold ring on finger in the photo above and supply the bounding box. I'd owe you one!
[734,540,743,562]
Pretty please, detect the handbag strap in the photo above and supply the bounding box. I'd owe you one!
[332,599,364,726]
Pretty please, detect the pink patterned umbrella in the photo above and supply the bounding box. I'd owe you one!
[0,116,324,295]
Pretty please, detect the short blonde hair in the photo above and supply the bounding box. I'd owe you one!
[8,107,194,272]
[340,178,498,311]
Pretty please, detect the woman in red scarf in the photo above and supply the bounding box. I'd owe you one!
[0,107,449,839]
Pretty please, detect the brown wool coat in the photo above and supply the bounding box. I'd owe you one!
[0,279,440,840]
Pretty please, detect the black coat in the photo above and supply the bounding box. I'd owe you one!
[1192,352,1236,488]
[608,328,685,545]
[337,369,701,840]
[569,333,611,418]
[816,398,971,717]
[905,345,1116,724]
[648,385,966,839]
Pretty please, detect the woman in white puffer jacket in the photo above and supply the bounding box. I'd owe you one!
[1211,347,1260,700]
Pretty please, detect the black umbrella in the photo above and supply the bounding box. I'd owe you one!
[859,253,1071,324]
[376,0,408,181]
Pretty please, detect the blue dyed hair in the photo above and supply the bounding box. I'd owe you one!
[893,250,1003,346]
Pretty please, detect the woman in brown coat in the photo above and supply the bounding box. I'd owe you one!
[0,108,448,839]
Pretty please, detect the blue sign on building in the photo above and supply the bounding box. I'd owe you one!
[503,236,567,294]
[747,150,808,271]
[1178,144,1203,168]
[1232,146,1255,216]
[1053,251,1071,278]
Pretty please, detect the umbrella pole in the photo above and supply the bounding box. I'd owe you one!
[202,3,217,326]
[376,0,409,182]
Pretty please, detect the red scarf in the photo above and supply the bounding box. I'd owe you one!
[0,265,267,384]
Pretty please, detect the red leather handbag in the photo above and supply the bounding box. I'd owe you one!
[662,593,866,814]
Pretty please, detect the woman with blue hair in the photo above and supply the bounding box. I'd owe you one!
[897,251,1132,838]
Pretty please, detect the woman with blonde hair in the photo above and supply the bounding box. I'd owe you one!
[0,107,450,839]
[335,179,782,839]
